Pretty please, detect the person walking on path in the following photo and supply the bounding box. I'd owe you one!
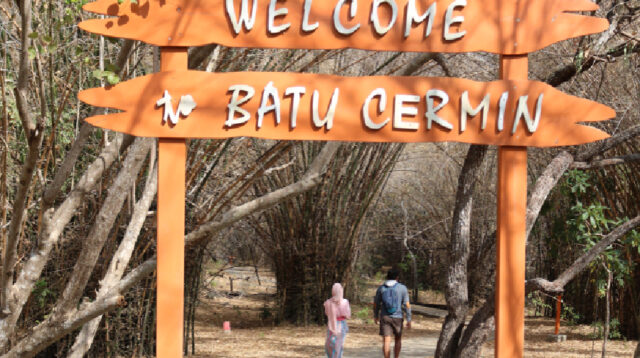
[374,269,412,358]
[324,283,351,358]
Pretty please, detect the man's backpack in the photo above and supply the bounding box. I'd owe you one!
[381,284,399,314]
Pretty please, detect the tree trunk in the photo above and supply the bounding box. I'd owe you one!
[56,138,152,314]
[435,144,488,358]
[401,201,419,303]
[602,265,612,358]
[456,295,495,358]
[68,155,158,358]
[2,141,341,356]
[0,134,134,351]
[456,216,640,357]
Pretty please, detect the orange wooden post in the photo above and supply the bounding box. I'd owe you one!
[157,48,188,358]
[555,295,562,335]
[495,55,528,358]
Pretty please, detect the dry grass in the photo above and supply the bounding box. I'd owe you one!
[192,268,638,357]
[481,317,639,358]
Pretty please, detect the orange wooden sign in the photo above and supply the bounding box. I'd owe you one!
[80,0,608,54]
[79,71,613,147]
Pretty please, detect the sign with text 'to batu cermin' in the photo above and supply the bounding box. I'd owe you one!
[79,71,613,147]
[80,0,609,55]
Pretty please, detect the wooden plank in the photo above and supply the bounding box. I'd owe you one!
[156,48,188,358]
[411,304,448,318]
[78,71,613,147]
[157,138,186,358]
[495,55,527,358]
[79,0,608,54]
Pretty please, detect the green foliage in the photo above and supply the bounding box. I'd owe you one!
[32,279,55,309]
[591,319,623,340]
[260,305,272,321]
[354,306,372,324]
[92,70,121,85]
[526,292,551,316]
[560,170,639,297]
[565,169,591,194]
[397,261,409,273]
[561,303,582,325]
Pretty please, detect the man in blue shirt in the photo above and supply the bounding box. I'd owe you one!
[373,268,412,358]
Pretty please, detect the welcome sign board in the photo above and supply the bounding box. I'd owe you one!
[81,0,608,54]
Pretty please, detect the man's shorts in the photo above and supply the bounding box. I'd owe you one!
[379,315,404,337]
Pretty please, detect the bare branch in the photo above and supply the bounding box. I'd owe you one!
[577,125,640,161]
[3,141,341,356]
[526,151,574,239]
[1,0,46,318]
[188,44,218,70]
[526,215,640,294]
[186,142,342,246]
[57,138,152,314]
[571,153,640,169]
[42,40,136,208]
[0,134,134,350]
[1,259,156,358]
[13,0,34,137]
[69,157,158,358]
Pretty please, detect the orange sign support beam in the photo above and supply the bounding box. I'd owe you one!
[156,48,187,358]
[555,295,562,335]
[496,55,528,358]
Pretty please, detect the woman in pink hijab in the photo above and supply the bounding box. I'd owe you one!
[324,283,351,358]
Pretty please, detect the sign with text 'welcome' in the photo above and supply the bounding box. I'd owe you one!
[81,0,608,54]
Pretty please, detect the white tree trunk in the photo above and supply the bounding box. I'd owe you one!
[2,141,341,356]
[0,134,133,351]
[68,147,157,358]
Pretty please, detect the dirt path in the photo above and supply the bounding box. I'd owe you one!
[195,268,639,357]
[342,336,437,358]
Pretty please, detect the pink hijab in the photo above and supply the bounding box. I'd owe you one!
[324,283,351,335]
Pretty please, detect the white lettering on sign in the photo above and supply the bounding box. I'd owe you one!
[284,86,306,129]
[444,0,466,41]
[371,0,398,36]
[257,81,281,128]
[268,0,291,35]
[393,94,420,130]
[425,89,452,129]
[404,1,436,38]
[312,88,340,130]
[223,83,546,135]
[512,94,543,134]
[497,91,509,132]
[156,90,197,125]
[363,88,390,130]
[226,85,255,127]
[302,0,319,32]
[223,0,466,42]
[226,0,258,35]
[460,91,490,131]
[334,0,361,35]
